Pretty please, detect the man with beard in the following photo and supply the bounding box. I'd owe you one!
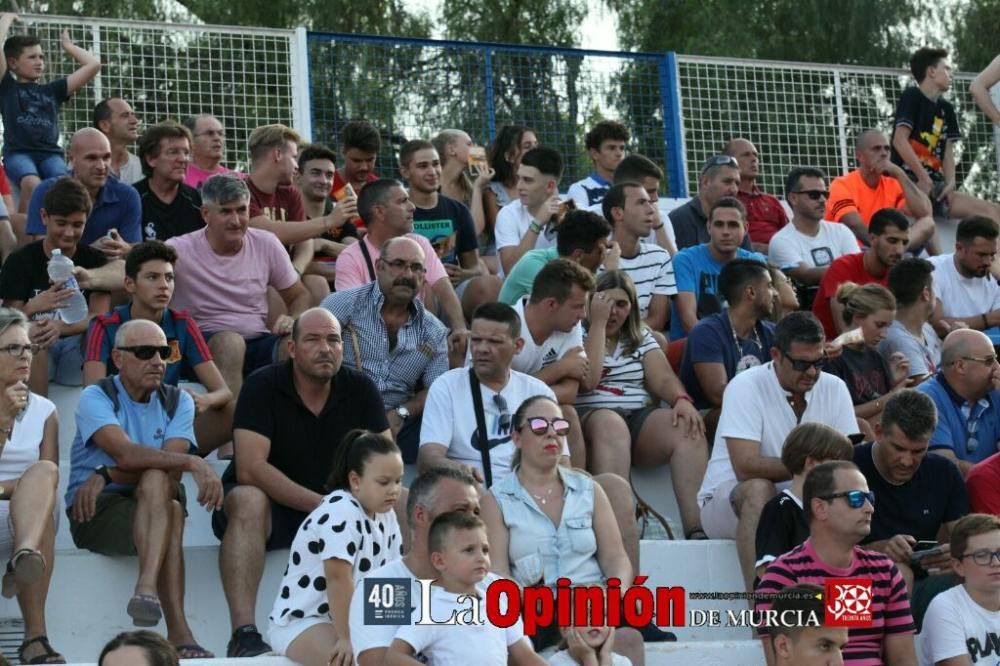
[929,216,1000,331]
[813,208,910,339]
[320,236,448,462]
[755,460,916,665]
[211,307,390,657]
[399,139,500,320]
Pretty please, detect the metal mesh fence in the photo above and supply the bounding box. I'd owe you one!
[9,14,301,171]
[307,33,672,193]
[676,55,999,201]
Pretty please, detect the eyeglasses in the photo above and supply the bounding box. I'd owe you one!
[819,490,875,509]
[961,355,998,366]
[383,259,427,275]
[783,352,827,372]
[0,343,38,358]
[963,549,1000,566]
[792,189,829,200]
[701,154,739,174]
[493,394,512,434]
[521,417,570,436]
[116,345,172,361]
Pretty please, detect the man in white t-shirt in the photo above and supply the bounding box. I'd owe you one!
[768,167,859,287]
[509,258,593,467]
[495,147,564,276]
[698,311,858,589]
[420,302,565,485]
[931,215,1000,330]
[918,513,1000,666]
[601,181,675,333]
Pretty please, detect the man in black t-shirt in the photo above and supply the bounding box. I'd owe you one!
[297,144,359,286]
[0,177,108,395]
[134,121,204,241]
[853,389,967,604]
[210,307,389,658]
[399,139,501,320]
[892,47,1000,223]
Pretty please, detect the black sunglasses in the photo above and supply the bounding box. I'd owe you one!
[819,490,875,509]
[792,189,829,200]
[783,352,827,372]
[116,345,172,361]
[493,394,511,433]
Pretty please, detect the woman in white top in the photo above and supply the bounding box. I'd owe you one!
[577,271,709,540]
[0,307,62,664]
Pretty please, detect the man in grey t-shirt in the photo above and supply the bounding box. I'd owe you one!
[879,257,940,380]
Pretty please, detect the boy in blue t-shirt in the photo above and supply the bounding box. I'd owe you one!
[0,14,101,211]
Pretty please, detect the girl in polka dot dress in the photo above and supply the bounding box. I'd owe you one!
[267,430,404,666]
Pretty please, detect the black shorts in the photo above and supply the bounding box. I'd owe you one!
[211,484,309,550]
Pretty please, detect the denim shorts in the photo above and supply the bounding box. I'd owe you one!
[4,151,66,186]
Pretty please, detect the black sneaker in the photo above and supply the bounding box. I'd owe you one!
[227,624,272,658]
[639,622,677,642]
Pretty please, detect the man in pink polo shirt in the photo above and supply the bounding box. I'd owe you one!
[335,178,468,358]
[167,173,311,403]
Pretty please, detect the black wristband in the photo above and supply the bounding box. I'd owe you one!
[95,465,113,485]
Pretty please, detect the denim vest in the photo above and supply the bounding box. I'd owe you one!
[491,466,605,587]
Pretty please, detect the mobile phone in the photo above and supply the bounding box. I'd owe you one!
[913,540,938,552]
[106,228,120,241]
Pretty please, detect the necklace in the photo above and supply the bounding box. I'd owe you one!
[728,311,762,357]
[530,486,556,505]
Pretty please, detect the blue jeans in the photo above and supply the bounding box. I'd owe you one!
[4,151,66,186]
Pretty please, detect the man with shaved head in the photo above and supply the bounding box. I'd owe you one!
[723,137,788,253]
[211,307,390,657]
[66,318,220,657]
[320,236,448,462]
[826,129,936,253]
[24,127,140,257]
[918,328,1000,475]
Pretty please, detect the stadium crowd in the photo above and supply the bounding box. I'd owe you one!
[0,15,998,664]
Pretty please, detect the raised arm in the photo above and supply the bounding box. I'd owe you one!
[971,55,1000,126]
[62,29,101,95]
[0,13,16,80]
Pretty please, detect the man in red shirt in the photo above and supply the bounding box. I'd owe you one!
[813,208,910,338]
[724,137,788,253]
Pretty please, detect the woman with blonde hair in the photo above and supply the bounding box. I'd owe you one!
[826,282,910,437]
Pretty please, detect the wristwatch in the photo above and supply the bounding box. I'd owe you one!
[95,465,113,485]
[395,406,411,422]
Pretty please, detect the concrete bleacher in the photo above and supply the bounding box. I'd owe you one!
[26,385,766,664]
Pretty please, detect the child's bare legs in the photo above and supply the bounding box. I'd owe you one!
[17,175,39,215]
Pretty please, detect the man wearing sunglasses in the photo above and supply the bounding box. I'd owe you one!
[698,311,858,589]
[813,208,910,339]
[768,167,860,288]
[668,154,754,252]
[756,460,917,665]
[827,129,935,253]
[853,390,968,611]
[918,513,1000,666]
[723,138,788,254]
[65,318,221,658]
[918,328,1000,476]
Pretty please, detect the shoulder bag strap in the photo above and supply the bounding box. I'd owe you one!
[358,239,376,282]
[468,367,493,488]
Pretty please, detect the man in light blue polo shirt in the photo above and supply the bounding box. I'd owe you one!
[918,328,1000,477]
[65,319,220,658]
[25,128,140,257]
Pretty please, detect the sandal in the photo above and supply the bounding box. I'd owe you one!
[126,592,163,627]
[18,635,66,664]
[685,527,709,540]
[2,548,45,598]
[174,643,215,660]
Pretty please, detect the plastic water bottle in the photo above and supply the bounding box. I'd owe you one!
[46,249,89,324]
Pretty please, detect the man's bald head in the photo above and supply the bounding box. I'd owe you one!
[940,328,992,366]
[381,236,424,262]
[292,307,340,342]
[115,319,167,348]
[67,128,112,192]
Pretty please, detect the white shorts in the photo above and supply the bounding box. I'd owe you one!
[267,615,330,656]
[699,478,739,540]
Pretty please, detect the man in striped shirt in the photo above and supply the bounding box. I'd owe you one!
[756,460,917,665]
[320,236,449,462]
[601,181,675,334]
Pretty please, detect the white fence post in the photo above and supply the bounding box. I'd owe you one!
[291,26,313,142]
